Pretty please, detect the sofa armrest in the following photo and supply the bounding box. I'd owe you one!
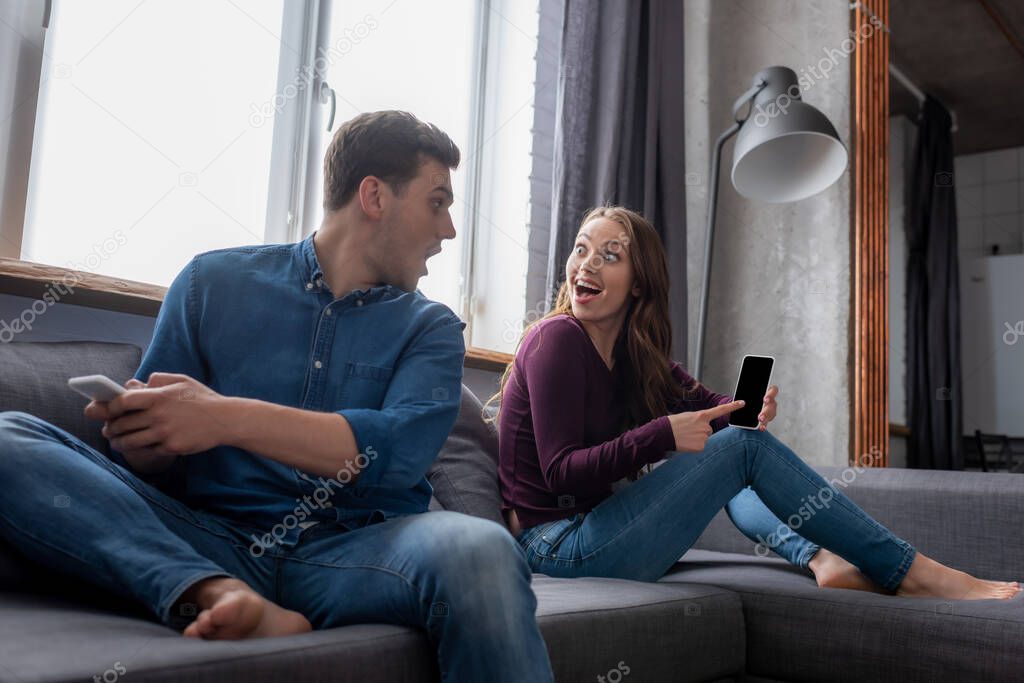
[692,465,1024,581]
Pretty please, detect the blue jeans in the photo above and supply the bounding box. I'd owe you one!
[0,412,555,683]
[516,426,916,592]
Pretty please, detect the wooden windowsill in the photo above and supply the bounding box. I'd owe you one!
[889,423,910,437]
[0,257,166,316]
[464,346,512,373]
[0,258,514,372]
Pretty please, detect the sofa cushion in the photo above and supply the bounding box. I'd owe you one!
[692,465,1024,585]
[0,341,142,455]
[426,386,504,527]
[533,575,745,681]
[0,574,745,683]
[0,591,440,683]
[662,548,1024,681]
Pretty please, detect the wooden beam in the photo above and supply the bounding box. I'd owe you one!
[850,0,890,467]
[0,258,512,372]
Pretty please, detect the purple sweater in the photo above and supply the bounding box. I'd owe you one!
[498,314,734,529]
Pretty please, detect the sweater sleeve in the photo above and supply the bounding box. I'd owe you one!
[521,319,676,496]
[670,362,735,433]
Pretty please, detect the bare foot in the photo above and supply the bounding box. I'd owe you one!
[895,552,1021,600]
[807,548,889,594]
[177,577,312,640]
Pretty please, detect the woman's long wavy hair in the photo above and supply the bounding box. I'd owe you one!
[485,205,701,431]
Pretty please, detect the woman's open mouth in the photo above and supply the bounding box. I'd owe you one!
[573,278,603,305]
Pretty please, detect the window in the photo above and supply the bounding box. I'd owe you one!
[308,0,478,318]
[310,0,539,352]
[23,0,285,286]
[15,0,540,354]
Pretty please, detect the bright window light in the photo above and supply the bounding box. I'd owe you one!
[23,0,284,286]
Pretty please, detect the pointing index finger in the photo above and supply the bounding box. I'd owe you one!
[702,399,745,420]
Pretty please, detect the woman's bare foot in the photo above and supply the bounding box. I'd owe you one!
[807,548,889,594]
[895,552,1021,600]
[177,577,312,640]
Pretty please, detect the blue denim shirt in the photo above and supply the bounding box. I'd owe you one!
[125,233,466,547]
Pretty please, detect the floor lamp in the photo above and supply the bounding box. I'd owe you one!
[693,66,849,379]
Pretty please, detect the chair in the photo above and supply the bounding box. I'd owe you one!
[973,430,1024,473]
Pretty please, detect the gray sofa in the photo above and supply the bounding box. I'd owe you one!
[0,341,1021,682]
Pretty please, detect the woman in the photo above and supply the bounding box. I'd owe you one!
[491,205,1018,600]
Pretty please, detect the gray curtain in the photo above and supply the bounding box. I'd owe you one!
[906,95,963,470]
[543,0,688,361]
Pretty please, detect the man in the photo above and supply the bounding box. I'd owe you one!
[0,111,555,681]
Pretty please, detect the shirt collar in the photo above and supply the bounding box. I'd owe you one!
[297,231,400,304]
[298,231,324,289]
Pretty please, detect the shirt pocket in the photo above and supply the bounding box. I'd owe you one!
[339,362,394,408]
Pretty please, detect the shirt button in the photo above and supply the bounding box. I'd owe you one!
[325,308,332,316]
[356,299,364,307]
[305,282,314,290]
[314,360,322,369]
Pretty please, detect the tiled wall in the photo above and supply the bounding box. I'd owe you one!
[955,146,1024,257]
[954,146,1024,439]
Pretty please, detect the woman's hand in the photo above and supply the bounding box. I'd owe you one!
[758,385,779,431]
[668,400,745,452]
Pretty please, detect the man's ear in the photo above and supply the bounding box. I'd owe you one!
[357,176,386,220]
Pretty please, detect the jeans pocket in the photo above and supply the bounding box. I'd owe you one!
[532,513,585,560]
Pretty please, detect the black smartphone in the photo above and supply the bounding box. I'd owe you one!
[728,355,775,429]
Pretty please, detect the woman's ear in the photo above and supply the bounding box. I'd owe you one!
[632,285,641,297]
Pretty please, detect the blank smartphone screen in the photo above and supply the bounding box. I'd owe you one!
[729,356,774,428]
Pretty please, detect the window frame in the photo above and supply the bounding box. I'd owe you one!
[3,0,533,360]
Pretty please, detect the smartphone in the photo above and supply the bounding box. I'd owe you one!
[728,355,774,429]
[68,375,127,402]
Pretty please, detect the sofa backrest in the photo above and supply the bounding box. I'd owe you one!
[0,340,507,587]
[693,464,1024,581]
[0,341,142,455]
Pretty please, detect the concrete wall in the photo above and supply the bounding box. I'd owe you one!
[683,0,854,466]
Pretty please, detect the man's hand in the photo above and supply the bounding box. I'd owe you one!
[87,373,229,458]
[83,378,170,471]
[668,400,745,452]
[757,385,779,431]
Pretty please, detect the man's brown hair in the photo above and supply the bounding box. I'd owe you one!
[323,111,460,211]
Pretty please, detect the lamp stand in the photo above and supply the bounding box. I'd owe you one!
[693,79,766,379]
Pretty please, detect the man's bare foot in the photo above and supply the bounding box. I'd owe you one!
[177,577,312,640]
[895,552,1021,600]
[807,548,889,594]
